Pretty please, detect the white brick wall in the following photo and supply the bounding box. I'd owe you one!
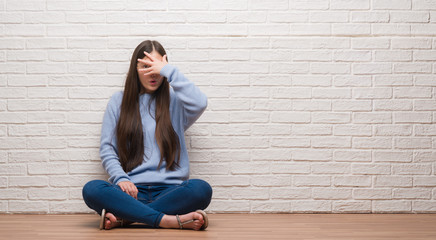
[0,0,435,214]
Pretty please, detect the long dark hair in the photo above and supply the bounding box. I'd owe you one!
[116,40,180,173]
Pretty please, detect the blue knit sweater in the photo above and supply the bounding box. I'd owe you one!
[100,64,207,185]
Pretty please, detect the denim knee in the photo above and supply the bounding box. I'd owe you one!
[188,179,213,208]
[82,179,109,204]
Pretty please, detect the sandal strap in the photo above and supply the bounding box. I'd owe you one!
[176,215,195,229]
[176,215,183,229]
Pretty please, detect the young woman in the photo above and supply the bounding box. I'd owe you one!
[82,40,212,231]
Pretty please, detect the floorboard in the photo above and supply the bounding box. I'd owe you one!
[1,214,435,240]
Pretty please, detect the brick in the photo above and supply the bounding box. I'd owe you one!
[69,163,105,174]
[415,125,436,136]
[0,189,27,200]
[27,138,67,149]
[413,152,436,162]
[375,176,412,187]
[353,113,392,124]
[252,100,292,111]
[0,177,6,187]
[0,164,26,175]
[353,88,392,99]
[291,0,329,10]
[49,175,105,187]
[9,201,48,213]
[375,50,412,62]
[352,38,390,49]
[270,12,308,23]
[332,24,371,36]
[271,137,310,148]
[394,87,432,98]
[0,113,26,123]
[352,12,389,23]
[392,38,432,49]
[8,151,48,162]
[28,188,68,200]
[352,164,391,175]
[9,176,48,187]
[26,38,66,49]
[230,88,269,98]
[50,201,91,213]
[293,51,331,61]
[8,75,47,87]
[207,200,250,213]
[0,137,26,149]
[66,13,105,23]
[414,177,436,186]
[392,164,432,175]
[394,137,432,149]
[4,24,44,36]
[290,24,331,35]
[412,201,436,213]
[334,176,371,187]
[414,51,436,61]
[393,188,431,199]
[374,75,413,86]
[251,176,291,187]
[252,0,288,10]
[231,162,270,174]
[271,112,310,123]
[271,63,309,74]
[292,124,332,136]
[353,137,392,149]
[251,124,291,136]
[333,150,371,162]
[312,137,351,148]
[47,0,85,10]
[333,201,371,213]
[251,149,292,161]
[292,200,331,212]
[248,24,289,36]
[373,0,411,10]
[394,112,432,123]
[310,12,348,23]
[354,189,392,200]
[394,63,432,73]
[292,149,332,161]
[391,11,430,23]
[227,11,267,23]
[312,113,351,123]
[374,151,412,162]
[232,187,269,200]
[294,176,331,187]
[270,162,311,174]
[332,100,372,112]
[270,187,311,199]
[208,176,250,187]
[330,0,369,9]
[252,201,292,213]
[353,63,391,74]
[68,137,99,148]
[49,125,90,136]
[373,201,411,213]
[413,0,436,10]
[313,188,352,200]
[28,87,67,99]
[311,163,350,174]
[271,87,311,99]
[374,125,412,136]
[293,75,331,87]
[28,112,65,123]
[230,112,269,123]
[334,50,371,62]
[312,88,351,98]
[0,38,25,49]
[28,163,68,175]
[334,76,371,87]
[50,149,99,161]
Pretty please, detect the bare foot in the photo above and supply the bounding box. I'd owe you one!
[159,212,205,230]
[103,212,131,230]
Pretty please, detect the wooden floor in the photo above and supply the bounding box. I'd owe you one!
[1,214,436,240]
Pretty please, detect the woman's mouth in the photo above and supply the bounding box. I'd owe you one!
[150,80,157,85]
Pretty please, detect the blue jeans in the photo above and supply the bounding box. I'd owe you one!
[82,179,212,228]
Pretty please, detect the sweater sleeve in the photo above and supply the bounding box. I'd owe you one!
[160,64,208,130]
[100,94,132,185]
